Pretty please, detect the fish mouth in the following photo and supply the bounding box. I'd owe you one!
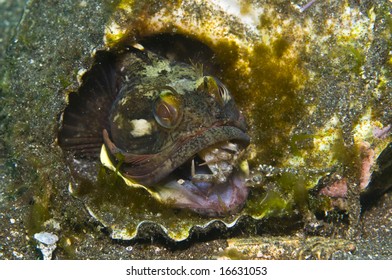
[102,125,250,216]
[158,140,250,216]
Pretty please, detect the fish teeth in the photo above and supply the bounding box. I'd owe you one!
[191,158,196,177]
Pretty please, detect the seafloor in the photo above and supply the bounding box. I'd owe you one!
[0,0,391,259]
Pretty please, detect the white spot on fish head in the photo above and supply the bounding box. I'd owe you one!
[130,119,152,137]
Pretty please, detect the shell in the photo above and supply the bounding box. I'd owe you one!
[2,0,391,244]
[65,0,392,241]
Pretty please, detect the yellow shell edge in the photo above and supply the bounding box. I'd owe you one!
[99,144,163,202]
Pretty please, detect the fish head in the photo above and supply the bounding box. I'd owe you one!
[102,49,250,216]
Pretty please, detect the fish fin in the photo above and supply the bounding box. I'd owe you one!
[58,52,117,158]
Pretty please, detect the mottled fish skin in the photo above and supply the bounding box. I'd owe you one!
[60,47,250,216]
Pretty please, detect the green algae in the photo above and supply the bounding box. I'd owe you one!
[331,130,361,172]
[210,36,307,166]
[105,0,183,47]
[28,200,51,234]
[246,190,292,218]
[220,247,248,260]
[246,42,306,165]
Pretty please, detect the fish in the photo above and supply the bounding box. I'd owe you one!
[58,45,250,216]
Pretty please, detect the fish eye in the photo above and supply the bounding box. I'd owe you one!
[153,89,183,129]
[198,76,231,105]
